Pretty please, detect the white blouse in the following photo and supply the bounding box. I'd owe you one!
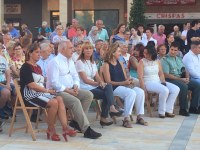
[76,59,98,90]
[142,58,160,82]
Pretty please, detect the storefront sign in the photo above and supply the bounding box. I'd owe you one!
[146,0,196,6]
[4,4,21,14]
[145,13,200,19]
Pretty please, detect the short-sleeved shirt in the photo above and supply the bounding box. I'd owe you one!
[161,54,184,78]
[97,28,109,41]
[52,35,67,43]
[0,55,9,82]
[75,59,98,90]
[152,33,166,46]
[20,63,45,100]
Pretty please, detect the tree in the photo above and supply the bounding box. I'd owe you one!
[129,0,146,28]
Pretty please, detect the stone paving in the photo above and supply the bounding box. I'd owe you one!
[0,109,199,150]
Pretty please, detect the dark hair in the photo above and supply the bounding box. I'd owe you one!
[0,35,4,44]
[25,43,40,61]
[135,43,145,58]
[147,41,155,47]
[114,23,126,34]
[146,27,154,34]
[170,42,180,49]
[191,41,200,46]
[191,20,199,27]
[66,22,72,27]
[144,45,157,61]
[13,42,23,50]
[76,26,84,31]
[95,39,103,45]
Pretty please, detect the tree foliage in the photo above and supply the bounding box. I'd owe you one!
[129,0,146,28]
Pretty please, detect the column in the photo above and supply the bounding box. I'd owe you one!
[0,0,4,28]
[59,0,68,26]
[127,0,132,23]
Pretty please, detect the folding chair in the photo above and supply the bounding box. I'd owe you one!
[146,92,158,117]
[9,79,47,141]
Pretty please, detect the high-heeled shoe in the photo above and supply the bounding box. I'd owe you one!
[109,111,123,117]
[100,120,113,128]
[46,128,60,141]
[62,128,77,141]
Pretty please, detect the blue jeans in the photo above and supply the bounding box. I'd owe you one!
[90,84,114,118]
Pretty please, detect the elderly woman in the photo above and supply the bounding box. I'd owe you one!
[52,25,67,44]
[138,45,180,118]
[75,41,121,127]
[161,42,200,116]
[87,26,99,47]
[12,42,25,73]
[103,42,147,128]
[157,44,167,60]
[20,43,76,141]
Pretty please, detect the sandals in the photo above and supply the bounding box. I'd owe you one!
[122,119,133,128]
[136,118,148,126]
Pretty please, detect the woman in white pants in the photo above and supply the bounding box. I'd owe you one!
[138,45,180,118]
[103,42,147,128]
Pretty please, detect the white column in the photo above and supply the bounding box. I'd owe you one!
[127,0,132,23]
[0,0,4,28]
[59,0,68,27]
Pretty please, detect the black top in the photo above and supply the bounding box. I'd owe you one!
[109,60,125,90]
[187,29,200,49]
[20,63,42,98]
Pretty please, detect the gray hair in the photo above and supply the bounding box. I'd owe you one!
[58,40,70,53]
[158,25,165,29]
[40,43,50,51]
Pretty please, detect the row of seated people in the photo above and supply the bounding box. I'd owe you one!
[1,39,200,142]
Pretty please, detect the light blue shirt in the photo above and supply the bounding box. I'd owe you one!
[36,57,50,77]
[97,28,109,41]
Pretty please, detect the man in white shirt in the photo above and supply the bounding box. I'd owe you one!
[181,22,190,46]
[46,40,102,139]
[182,41,200,114]
[141,27,157,47]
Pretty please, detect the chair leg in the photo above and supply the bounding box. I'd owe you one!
[23,108,36,141]
[9,107,17,137]
[146,94,152,117]
[35,108,40,129]
[26,109,33,133]
[95,99,102,120]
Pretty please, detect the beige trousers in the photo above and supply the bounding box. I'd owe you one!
[57,89,93,132]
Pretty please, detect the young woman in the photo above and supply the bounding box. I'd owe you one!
[112,23,126,43]
[137,45,180,118]
[75,41,121,127]
[20,43,76,141]
[129,43,145,78]
[103,42,147,128]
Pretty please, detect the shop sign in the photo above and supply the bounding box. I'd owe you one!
[146,0,196,6]
[145,13,200,19]
[4,4,21,14]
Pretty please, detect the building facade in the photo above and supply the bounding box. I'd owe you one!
[0,0,199,37]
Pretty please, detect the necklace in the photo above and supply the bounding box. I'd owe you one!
[85,60,94,78]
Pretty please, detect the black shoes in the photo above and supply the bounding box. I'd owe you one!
[179,109,190,116]
[30,114,42,123]
[0,109,9,120]
[165,112,175,118]
[100,120,113,128]
[84,126,102,139]
[69,120,82,132]
[109,111,123,118]
[189,107,200,114]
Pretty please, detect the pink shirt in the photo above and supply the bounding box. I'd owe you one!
[68,27,87,40]
[153,33,166,46]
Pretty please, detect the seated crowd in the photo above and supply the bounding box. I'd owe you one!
[0,19,200,142]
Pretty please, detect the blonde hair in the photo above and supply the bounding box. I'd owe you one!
[6,40,16,51]
[78,41,94,63]
[104,42,120,63]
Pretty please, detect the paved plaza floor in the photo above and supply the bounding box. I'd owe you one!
[0,108,199,150]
